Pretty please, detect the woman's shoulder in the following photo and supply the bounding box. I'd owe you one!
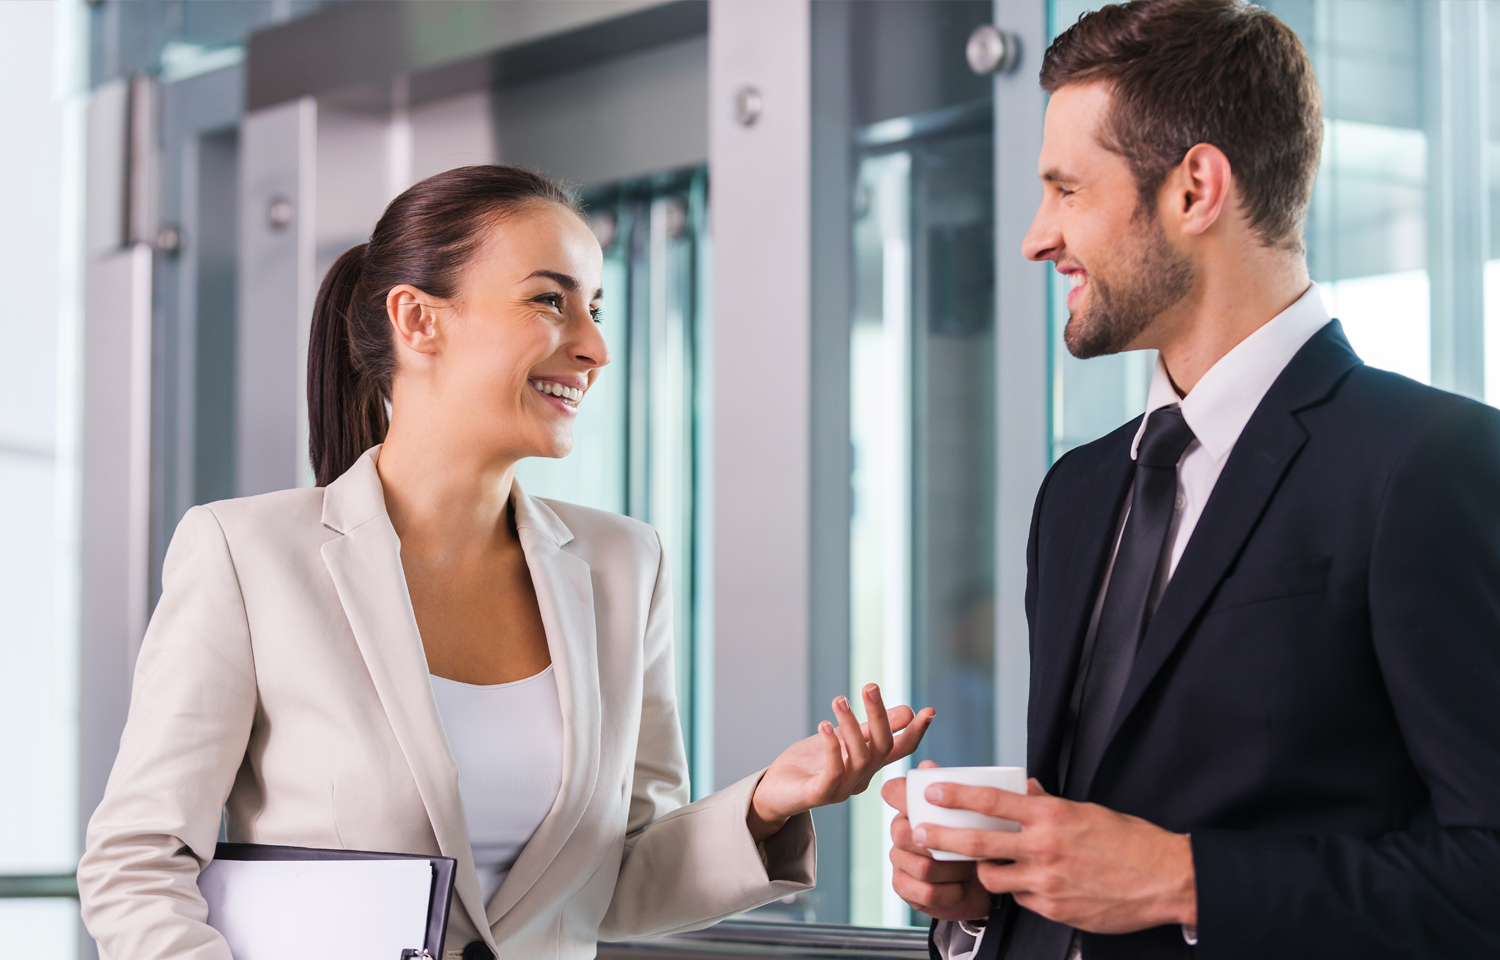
[182,487,332,548]
[535,498,662,563]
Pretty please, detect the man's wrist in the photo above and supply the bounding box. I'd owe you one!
[1167,832,1198,927]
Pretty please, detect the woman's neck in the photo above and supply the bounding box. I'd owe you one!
[376,416,520,553]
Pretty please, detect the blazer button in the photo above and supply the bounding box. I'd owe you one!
[462,941,495,960]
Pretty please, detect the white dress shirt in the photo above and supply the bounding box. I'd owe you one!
[430,666,565,905]
[938,285,1331,960]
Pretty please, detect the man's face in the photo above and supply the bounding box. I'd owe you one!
[1023,82,1195,359]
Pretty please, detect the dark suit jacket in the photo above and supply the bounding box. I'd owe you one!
[950,321,1500,959]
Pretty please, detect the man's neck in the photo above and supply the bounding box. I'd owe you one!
[1151,256,1311,395]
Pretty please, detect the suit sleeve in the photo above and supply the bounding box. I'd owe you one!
[1192,400,1500,959]
[76,505,256,960]
[600,531,814,940]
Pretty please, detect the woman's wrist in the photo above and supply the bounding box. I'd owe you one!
[746,780,791,843]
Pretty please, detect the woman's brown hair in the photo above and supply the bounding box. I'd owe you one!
[306,164,582,486]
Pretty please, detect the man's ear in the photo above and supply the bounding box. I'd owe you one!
[387,284,445,355]
[1168,142,1234,238]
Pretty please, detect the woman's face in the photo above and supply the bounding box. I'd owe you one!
[416,201,608,462]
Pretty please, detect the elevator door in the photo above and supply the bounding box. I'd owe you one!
[516,167,711,787]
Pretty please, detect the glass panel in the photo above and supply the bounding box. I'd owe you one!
[850,147,914,928]
[0,900,79,960]
[841,0,997,929]
[848,113,995,927]
[515,168,711,793]
[0,455,74,874]
[909,130,997,774]
[0,0,77,881]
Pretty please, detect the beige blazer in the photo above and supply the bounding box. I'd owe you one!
[78,447,814,960]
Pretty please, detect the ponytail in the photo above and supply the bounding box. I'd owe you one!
[304,164,584,486]
[307,243,390,486]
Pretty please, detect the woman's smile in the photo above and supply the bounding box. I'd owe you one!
[528,375,588,414]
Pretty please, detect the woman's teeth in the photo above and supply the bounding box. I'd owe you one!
[531,380,583,406]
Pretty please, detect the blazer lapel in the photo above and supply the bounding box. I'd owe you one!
[1097,322,1363,766]
[486,483,603,929]
[318,448,493,943]
[1028,436,1135,790]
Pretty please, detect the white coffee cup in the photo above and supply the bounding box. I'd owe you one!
[905,766,1028,862]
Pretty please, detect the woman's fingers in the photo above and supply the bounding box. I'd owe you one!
[811,720,845,802]
[889,707,937,761]
[848,687,895,795]
[864,686,896,759]
[832,696,872,797]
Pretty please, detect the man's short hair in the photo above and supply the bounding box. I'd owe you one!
[1041,0,1322,251]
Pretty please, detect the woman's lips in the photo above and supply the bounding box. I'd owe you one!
[529,378,583,414]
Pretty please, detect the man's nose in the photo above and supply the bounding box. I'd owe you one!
[1022,200,1061,262]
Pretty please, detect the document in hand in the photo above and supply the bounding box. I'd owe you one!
[199,843,456,960]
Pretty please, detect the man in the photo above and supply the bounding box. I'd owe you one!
[882,1,1500,958]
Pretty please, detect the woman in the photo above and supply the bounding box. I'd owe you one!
[77,165,933,960]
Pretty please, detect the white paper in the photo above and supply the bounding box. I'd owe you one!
[199,858,432,960]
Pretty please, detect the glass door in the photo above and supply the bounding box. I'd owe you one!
[848,104,996,927]
[515,167,712,791]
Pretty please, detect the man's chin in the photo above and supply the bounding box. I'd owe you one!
[1062,313,1117,360]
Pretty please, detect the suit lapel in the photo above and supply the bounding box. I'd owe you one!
[1028,435,1135,790]
[318,449,493,943]
[1097,322,1362,767]
[486,483,602,929]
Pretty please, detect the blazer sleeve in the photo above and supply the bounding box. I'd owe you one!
[1191,400,1500,959]
[598,532,815,940]
[77,505,256,960]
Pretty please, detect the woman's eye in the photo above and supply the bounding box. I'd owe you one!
[536,293,563,310]
[590,306,603,324]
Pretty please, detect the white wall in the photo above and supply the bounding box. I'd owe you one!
[708,0,813,788]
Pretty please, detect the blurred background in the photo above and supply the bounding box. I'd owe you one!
[3,0,1499,955]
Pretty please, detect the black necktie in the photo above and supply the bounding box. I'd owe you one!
[1004,405,1196,960]
[1059,404,1196,800]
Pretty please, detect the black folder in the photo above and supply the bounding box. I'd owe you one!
[213,842,457,958]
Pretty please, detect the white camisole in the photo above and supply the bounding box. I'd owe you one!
[429,665,565,904]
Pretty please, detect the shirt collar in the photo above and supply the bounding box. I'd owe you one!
[1131,283,1331,461]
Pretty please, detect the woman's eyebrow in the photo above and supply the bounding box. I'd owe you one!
[524,269,580,291]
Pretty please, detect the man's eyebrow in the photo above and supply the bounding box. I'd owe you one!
[524,269,581,291]
[1041,168,1080,186]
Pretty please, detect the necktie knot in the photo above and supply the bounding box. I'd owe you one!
[1137,405,1196,469]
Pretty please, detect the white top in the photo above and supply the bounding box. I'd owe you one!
[429,665,565,905]
[942,284,1332,960]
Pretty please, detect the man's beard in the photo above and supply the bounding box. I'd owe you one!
[1063,210,1195,359]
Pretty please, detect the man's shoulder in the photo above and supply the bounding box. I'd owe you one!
[1310,363,1499,454]
[1048,416,1140,484]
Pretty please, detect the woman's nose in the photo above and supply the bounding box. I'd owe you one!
[573,317,610,369]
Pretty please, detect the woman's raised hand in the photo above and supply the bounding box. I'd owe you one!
[746,684,935,841]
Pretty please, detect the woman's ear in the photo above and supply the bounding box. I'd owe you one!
[387,284,445,355]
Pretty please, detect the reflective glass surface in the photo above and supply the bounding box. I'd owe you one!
[0,900,79,960]
[516,168,712,793]
[843,0,996,926]
[0,0,78,880]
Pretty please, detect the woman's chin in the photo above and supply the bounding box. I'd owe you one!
[523,433,574,461]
